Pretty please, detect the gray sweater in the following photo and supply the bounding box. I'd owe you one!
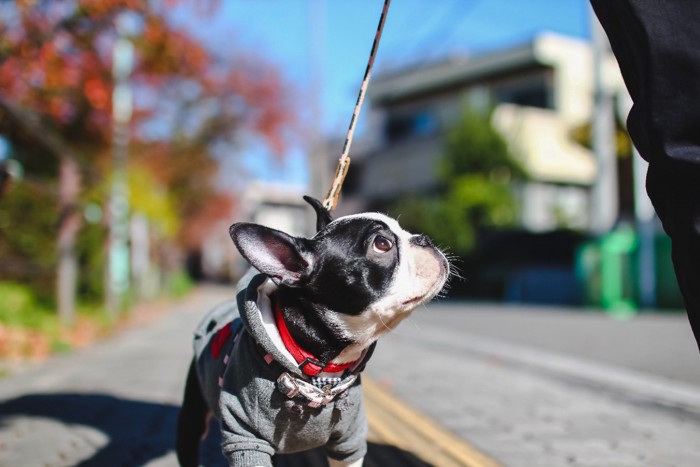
[193,271,368,466]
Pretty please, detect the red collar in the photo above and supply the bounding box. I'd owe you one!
[273,302,356,377]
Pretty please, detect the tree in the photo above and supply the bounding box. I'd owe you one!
[0,1,295,317]
[391,108,527,255]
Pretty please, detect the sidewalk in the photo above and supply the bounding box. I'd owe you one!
[0,285,232,467]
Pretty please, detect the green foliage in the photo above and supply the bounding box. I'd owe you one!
[0,182,57,267]
[1,180,107,305]
[128,167,179,238]
[448,174,519,227]
[439,109,527,183]
[392,196,474,253]
[167,270,194,297]
[0,182,58,302]
[0,281,109,356]
[75,221,107,302]
[391,108,526,255]
[0,281,57,331]
[50,340,74,354]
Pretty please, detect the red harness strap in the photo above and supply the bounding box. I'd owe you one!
[274,303,356,377]
[211,323,233,359]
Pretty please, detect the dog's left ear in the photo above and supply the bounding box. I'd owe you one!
[229,223,312,287]
[303,196,333,232]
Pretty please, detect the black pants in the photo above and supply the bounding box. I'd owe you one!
[591,0,700,350]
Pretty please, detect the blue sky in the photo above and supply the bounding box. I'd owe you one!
[174,0,592,187]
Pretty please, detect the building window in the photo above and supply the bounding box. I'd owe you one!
[384,109,439,143]
[493,70,553,110]
[496,84,551,109]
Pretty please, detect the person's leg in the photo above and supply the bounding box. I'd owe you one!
[591,0,700,349]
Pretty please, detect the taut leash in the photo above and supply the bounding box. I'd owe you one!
[322,0,391,211]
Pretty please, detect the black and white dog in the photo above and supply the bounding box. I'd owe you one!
[176,196,449,467]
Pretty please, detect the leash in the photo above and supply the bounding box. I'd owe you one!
[322,0,392,211]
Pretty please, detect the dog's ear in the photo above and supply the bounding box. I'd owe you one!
[303,196,333,232]
[229,223,311,287]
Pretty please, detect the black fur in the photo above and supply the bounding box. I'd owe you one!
[303,195,333,232]
[303,217,399,315]
[229,201,400,365]
[176,361,208,467]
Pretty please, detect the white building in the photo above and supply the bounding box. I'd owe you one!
[199,182,311,281]
[338,32,626,232]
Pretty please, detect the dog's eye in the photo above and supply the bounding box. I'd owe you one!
[372,235,393,253]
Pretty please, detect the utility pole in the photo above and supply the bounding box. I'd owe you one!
[634,150,657,308]
[307,0,329,231]
[590,14,618,234]
[107,14,135,317]
[57,157,80,325]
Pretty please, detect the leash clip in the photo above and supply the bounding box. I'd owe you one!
[276,372,301,399]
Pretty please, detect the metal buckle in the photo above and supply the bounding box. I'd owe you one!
[298,356,325,374]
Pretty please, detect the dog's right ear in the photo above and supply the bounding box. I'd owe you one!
[303,196,333,232]
[229,223,312,287]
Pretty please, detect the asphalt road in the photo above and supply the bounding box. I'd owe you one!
[365,302,700,466]
[395,302,700,386]
[2,287,700,466]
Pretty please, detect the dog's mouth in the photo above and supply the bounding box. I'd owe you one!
[401,256,450,307]
[402,296,422,306]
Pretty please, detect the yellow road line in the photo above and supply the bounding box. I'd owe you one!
[363,377,501,467]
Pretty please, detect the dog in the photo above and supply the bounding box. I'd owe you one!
[176,196,449,467]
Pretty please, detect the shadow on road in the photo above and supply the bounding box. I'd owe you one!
[0,393,431,467]
[0,392,183,466]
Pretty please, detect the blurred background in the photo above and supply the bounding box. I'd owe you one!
[0,0,682,360]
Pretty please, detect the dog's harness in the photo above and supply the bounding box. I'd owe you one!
[273,302,359,377]
[211,312,371,409]
[211,320,244,389]
[271,302,372,407]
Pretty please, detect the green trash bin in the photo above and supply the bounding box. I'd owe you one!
[599,228,638,316]
[576,227,639,318]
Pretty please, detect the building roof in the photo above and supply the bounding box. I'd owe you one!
[369,42,540,105]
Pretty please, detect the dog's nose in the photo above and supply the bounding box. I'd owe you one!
[410,234,434,248]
